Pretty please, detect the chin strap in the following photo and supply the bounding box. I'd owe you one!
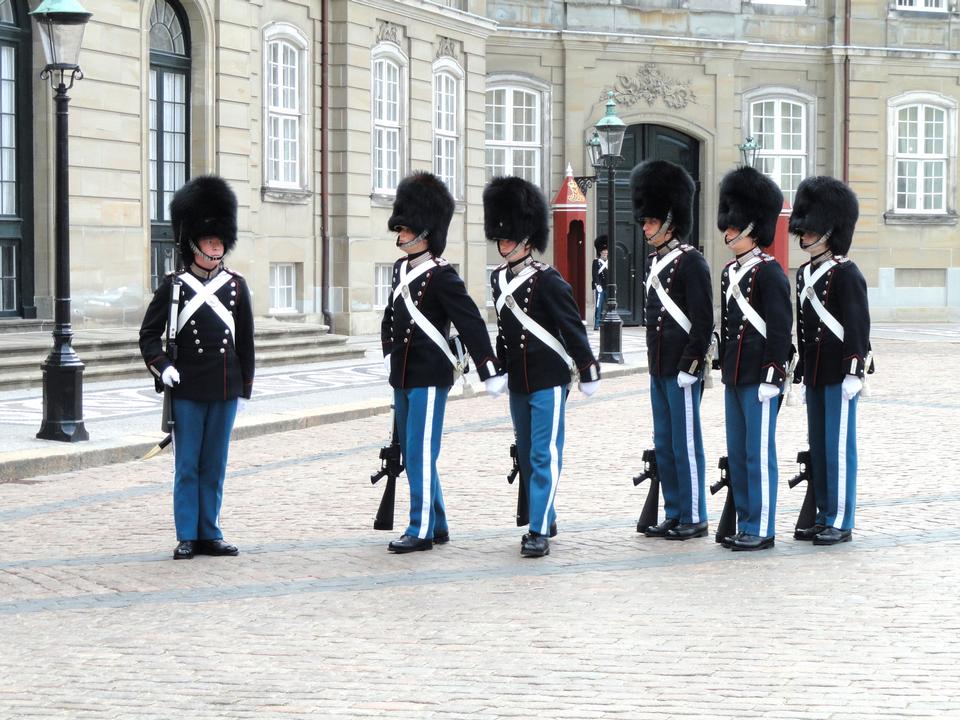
[189,239,224,263]
[500,238,530,263]
[397,229,428,250]
[799,229,831,252]
[724,222,755,246]
[645,210,674,245]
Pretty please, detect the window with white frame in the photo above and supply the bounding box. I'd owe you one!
[372,44,407,193]
[895,0,946,10]
[888,92,956,215]
[269,263,298,312]
[485,265,497,307]
[374,263,393,309]
[433,60,462,196]
[750,97,808,203]
[485,82,545,186]
[264,24,309,190]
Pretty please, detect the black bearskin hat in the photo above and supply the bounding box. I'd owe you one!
[629,160,695,241]
[594,234,608,253]
[717,166,784,248]
[482,176,550,253]
[388,171,455,256]
[788,176,859,256]
[170,175,238,268]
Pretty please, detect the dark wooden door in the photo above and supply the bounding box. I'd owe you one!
[596,124,700,325]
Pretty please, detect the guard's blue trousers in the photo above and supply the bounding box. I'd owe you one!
[510,385,567,536]
[594,289,607,330]
[806,384,858,530]
[172,397,238,542]
[724,384,779,538]
[395,386,450,540]
[650,375,707,524]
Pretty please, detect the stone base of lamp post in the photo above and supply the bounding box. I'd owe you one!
[598,304,624,364]
[36,339,89,442]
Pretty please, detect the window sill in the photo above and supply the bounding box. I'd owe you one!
[370,192,397,208]
[262,187,311,204]
[888,9,951,19]
[883,211,958,226]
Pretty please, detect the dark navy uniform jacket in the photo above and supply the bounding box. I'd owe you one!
[491,259,600,394]
[140,266,255,401]
[591,257,607,291]
[794,255,871,386]
[718,251,792,386]
[380,253,500,388]
[644,243,714,377]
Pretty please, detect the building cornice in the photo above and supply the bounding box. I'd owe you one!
[488,26,960,61]
[351,0,498,39]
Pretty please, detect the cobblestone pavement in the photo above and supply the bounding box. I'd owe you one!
[1,334,959,719]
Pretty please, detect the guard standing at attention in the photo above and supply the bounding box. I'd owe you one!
[790,176,870,546]
[716,166,792,551]
[591,235,608,331]
[485,176,600,558]
[631,160,714,541]
[381,171,507,554]
[139,175,255,560]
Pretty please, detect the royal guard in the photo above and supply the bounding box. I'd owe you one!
[591,234,608,331]
[716,166,792,551]
[381,171,507,554]
[485,176,600,557]
[139,175,255,560]
[631,160,713,540]
[790,176,870,545]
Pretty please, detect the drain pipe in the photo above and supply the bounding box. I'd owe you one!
[842,0,851,183]
[320,0,332,328]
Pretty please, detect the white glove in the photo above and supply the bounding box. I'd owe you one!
[484,374,508,398]
[758,383,781,402]
[677,371,698,388]
[579,380,599,397]
[383,354,391,374]
[237,398,248,413]
[841,374,863,400]
[161,366,180,388]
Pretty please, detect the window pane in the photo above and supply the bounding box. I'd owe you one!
[486,147,506,181]
[923,160,945,210]
[485,89,506,141]
[512,148,538,182]
[752,100,775,151]
[924,106,945,155]
[896,160,918,210]
[512,90,537,143]
[898,106,919,154]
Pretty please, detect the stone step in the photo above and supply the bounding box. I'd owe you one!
[0,321,366,391]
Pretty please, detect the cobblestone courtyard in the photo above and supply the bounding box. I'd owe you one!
[2,334,959,718]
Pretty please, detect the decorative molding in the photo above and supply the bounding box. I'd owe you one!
[377,20,402,46]
[605,64,697,110]
[436,36,459,60]
[261,187,312,205]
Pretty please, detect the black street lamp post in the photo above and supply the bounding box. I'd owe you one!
[591,92,626,364]
[32,0,92,442]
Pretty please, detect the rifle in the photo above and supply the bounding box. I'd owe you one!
[371,410,404,531]
[507,441,529,527]
[788,449,817,536]
[633,448,660,533]
[710,456,737,544]
[141,277,181,461]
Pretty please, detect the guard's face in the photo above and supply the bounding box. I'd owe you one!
[395,227,427,254]
[798,230,823,254]
[600,248,608,260]
[723,226,756,255]
[497,238,520,258]
[642,218,673,246]
[194,236,224,268]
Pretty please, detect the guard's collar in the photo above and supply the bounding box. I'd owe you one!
[735,247,762,268]
[407,249,433,268]
[655,238,680,257]
[507,254,535,278]
[810,250,833,267]
[189,262,222,281]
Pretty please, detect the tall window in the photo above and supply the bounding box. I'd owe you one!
[374,263,392,309]
[264,24,309,191]
[888,92,956,216]
[485,85,543,185]
[750,98,806,203]
[896,0,946,10]
[434,67,460,195]
[0,0,32,316]
[269,263,298,312]
[372,44,407,194]
[149,0,190,289]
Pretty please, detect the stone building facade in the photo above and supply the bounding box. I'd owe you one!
[3,0,958,336]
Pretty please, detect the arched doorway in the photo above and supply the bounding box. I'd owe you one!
[596,124,700,325]
[0,1,34,318]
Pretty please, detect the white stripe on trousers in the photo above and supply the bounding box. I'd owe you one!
[541,386,562,536]
[418,387,436,540]
[683,385,700,524]
[835,395,850,529]
[759,397,771,537]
